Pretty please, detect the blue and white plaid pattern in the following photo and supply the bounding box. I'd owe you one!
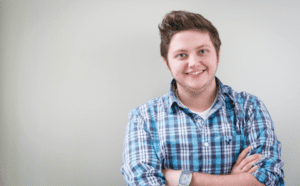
[121,77,284,186]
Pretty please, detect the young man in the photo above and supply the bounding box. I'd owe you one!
[121,11,284,186]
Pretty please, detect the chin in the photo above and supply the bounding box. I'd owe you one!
[190,80,213,92]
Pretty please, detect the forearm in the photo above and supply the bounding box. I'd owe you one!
[190,172,265,186]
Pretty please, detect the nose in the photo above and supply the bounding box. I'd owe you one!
[188,54,200,68]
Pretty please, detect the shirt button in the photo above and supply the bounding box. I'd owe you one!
[204,142,209,147]
[197,119,201,123]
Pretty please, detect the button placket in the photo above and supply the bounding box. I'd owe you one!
[193,116,203,129]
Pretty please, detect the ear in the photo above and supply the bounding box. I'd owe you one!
[162,57,168,65]
[217,47,221,65]
[162,57,170,70]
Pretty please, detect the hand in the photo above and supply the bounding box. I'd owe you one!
[162,169,181,186]
[230,145,262,175]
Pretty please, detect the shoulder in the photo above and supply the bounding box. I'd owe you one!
[221,84,273,128]
[128,93,170,122]
[222,84,268,114]
[222,85,276,137]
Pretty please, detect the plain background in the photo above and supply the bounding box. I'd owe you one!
[0,0,299,185]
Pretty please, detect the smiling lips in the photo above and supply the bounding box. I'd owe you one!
[185,70,205,75]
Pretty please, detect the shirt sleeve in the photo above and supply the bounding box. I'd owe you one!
[121,109,166,186]
[243,97,284,186]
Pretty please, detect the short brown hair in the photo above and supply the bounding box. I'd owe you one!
[158,10,221,61]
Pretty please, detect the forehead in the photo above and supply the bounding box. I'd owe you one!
[168,30,213,52]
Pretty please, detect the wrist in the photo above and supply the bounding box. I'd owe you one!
[178,170,193,186]
[189,172,203,186]
[163,169,181,186]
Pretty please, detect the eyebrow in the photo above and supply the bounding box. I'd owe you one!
[173,44,211,53]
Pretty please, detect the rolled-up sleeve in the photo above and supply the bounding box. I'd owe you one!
[244,98,284,186]
[121,109,166,186]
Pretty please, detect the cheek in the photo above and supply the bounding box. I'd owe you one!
[175,67,186,76]
[172,70,180,77]
[170,64,181,74]
[206,58,218,70]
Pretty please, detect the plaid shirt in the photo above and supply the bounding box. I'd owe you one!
[121,77,284,186]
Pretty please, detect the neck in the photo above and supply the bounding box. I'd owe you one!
[176,79,218,113]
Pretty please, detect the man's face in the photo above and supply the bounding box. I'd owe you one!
[163,29,220,95]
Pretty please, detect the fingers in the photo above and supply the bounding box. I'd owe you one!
[241,155,261,171]
[235,145,251,166]
[248,165,259,174]
[239,154,262,170]
[231,145,264,175]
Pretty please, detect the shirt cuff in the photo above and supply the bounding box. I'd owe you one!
[252,167,280,186]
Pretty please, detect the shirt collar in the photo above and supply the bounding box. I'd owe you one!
[167,76,228,111]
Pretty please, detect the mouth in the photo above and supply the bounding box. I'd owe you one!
[185,70,205,75]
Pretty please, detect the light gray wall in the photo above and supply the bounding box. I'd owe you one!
[0,0,299,185]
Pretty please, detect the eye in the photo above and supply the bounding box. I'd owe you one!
[199,49,207,54]
[176,53,187,58]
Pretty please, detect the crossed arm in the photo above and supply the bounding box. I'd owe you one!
[121,104,284,185]
[162,146,265,186]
